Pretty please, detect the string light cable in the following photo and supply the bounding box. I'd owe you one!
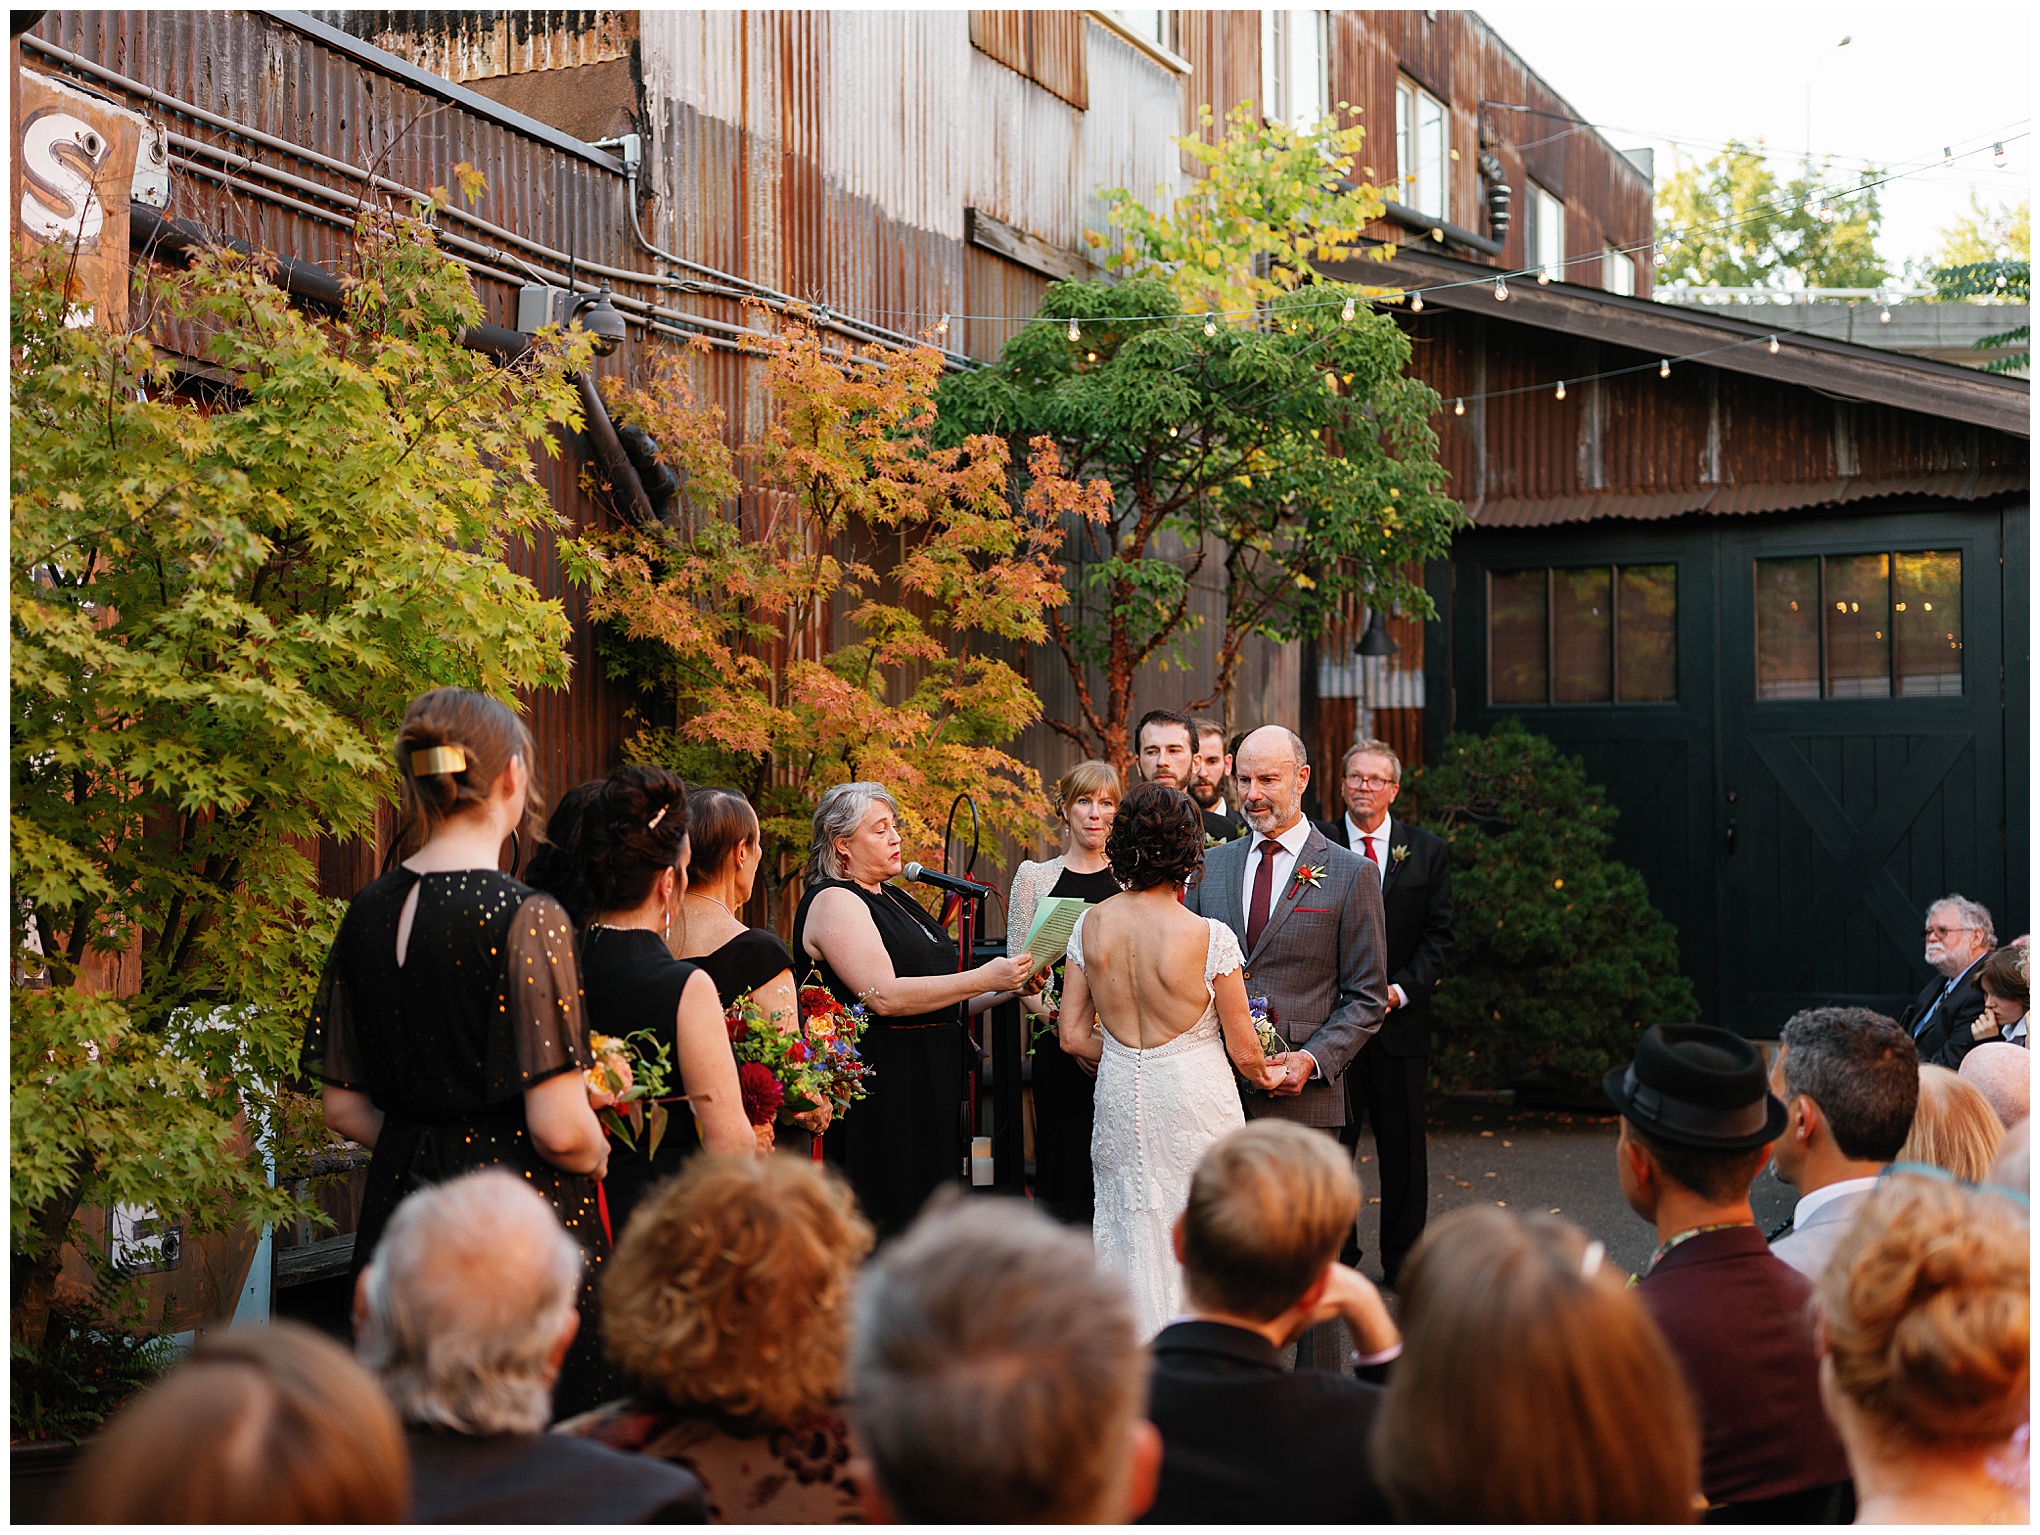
[847,128,2025,336]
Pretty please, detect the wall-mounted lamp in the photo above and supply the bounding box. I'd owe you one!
[517,280,627,356]
[1355,607,1401,657]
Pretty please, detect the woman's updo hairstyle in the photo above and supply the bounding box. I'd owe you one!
[1816,1173,2029,1449]
[396,687,539,844]
[1106,781,1205,892]
[527,766,689,927]
[686,787,760,887]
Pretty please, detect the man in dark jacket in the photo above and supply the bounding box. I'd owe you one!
[357,1170,705,1524]
[1319,737,1453,1285]
[1608,1026,1853,1522]
[1900,894,1997,1068]
[1142,1121,1400,1525]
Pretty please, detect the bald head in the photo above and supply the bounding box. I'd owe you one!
[357,1169,584,1435]
[1235,727,1310,837]
[1960,1042,2031,1130]
[1988,1116,2030,1193]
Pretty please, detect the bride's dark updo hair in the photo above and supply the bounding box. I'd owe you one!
[527,765,689,927]
[1106,781,1205,892]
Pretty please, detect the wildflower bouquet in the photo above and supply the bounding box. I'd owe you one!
[1240,996,1287,1094]
[585,1029,677,1157]
[797,981,873,1115]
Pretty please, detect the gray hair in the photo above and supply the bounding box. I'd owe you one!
[808,781,900,885]
[849,1195,1146,1523]
[1342,736,1403,782]
[1928,894,1997,947]
[1778,1007,1919,1163]
[357,1170,583,1436]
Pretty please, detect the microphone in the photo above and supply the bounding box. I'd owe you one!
[902,861,996,898]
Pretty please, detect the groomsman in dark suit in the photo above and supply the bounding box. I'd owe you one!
[1319,738,1453,1287]
[1188,717,1247,843]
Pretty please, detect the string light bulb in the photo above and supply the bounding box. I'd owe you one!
[1878,304,1890,323]
[1086,350,1098,362]
[936,312,950,336]
[1203,313,1217,337]
[1409,291,1423,314]
[1167,425,1178,437]
[1654,247,1667,267]
[1067,318,1080,342]
[1494,275,1509,301]
[1994,142,2006,167]
[1453,398,1465,416]
[1342,293,1357,321]
[1554,380,1567,401]
[1659,359,1671,378]
[1943,146,1954,167]
[1537,268,1552,284]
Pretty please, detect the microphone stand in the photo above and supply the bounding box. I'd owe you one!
[938,794,991,1186]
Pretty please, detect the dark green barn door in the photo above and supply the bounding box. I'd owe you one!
[1716,510,2012,1031]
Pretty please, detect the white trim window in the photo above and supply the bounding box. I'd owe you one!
[1395,75,1448,219]
[1118,9,1166,47]
[1527,183,1565,281]
[1603,243,1636,295]
[1261,9,1330,132]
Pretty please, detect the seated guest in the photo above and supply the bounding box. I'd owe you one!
[357,1170,706,1523]
[1976,944,2029,1046]
[1143,1121,1399,1524]
[58,1322,408,1522]
[1608,1025,1853,1520]
[1815,1174,2029,1524]
[1371,1206,1700,1523]
[1961,1042,2031,1129]
[1898,1063,2005,1180]
[1765,1007,1918,1281]
[848,1195,1161,1523]
[559,1154,874,1521]
[1902,894,1996,1067]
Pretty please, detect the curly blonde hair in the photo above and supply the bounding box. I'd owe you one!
[601,1154,874,1427]
[1898,1065,2005,1182]
[1817,1174,2029,1447]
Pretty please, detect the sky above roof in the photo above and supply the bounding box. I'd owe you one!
[1474,4,2032,281]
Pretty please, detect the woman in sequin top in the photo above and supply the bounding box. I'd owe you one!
[301,688,617,1415]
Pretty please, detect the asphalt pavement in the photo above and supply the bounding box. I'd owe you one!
[1351,1097,1798,1283]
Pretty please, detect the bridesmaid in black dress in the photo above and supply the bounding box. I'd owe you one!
[527,767,755,1246]
[791,782,1040,1235]
[302,688,615,1416]
[678,787,832,1159]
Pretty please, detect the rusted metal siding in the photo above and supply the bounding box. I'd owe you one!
[24,9,646,804]
[1172,9,1261,167]
[314,10,637,83]
[969,10,1088,111]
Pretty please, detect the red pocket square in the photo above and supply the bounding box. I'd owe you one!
[1292,906,1333,914]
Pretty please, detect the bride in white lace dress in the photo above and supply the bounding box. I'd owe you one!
[1057,783,1287,1338]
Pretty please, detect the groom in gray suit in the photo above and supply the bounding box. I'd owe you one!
[1186,726,1389,1131]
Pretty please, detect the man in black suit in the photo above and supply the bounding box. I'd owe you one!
[1320,738,1453,1286]
[1899,894,1997,1068]
[358,1171,706,1524]
[1143,1121,1399,1525]
[1188,716,1247,843]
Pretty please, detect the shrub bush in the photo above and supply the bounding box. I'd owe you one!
[1409,720,1699,1093]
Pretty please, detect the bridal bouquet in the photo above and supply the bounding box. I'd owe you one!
[585,1029,676,1157]
[1240,996,1286,1094]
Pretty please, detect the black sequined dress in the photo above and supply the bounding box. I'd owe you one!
[301,866,618,1415]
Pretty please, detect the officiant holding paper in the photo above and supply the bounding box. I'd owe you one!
[1008,761,1124,1226]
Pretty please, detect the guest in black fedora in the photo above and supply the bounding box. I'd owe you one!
[1608,1025,1854,1523]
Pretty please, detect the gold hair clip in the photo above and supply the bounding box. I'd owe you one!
[647,805,669,831]
[411,745,467,777]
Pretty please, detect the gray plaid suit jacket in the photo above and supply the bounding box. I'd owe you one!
[1186,822,1389,1128]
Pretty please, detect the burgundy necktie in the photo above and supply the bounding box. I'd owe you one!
[1361,834,1379,866]
[1246,838,1283,952]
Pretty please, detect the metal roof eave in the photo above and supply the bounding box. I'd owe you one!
[260,10,626,175]
[1340,248,2031,439]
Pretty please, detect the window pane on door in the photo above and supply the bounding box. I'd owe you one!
[1489,569,1548,704]
[1754,558,1820,700]
[1893,550,1962,696]
[1824,553,1891,698]
[1552,566,1612,701]
[1617,564,1677,700]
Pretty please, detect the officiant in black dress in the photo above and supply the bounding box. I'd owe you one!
[303,688,617,1415]
[792,782,1041,1234]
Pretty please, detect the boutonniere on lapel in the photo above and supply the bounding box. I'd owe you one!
[1289,862,1328,896]
[1391,844,1410,866]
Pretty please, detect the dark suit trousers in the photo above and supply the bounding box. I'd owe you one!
[1345,1045,1429,1283]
